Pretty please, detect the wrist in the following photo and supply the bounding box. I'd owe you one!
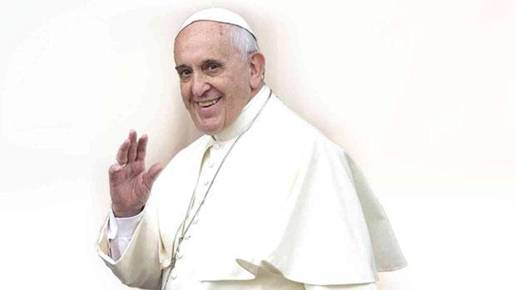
[112,204,144,217]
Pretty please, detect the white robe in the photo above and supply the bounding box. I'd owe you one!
[97,86,406,290]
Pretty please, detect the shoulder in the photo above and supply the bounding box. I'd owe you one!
[258,95,346,157]
[168,135,209,165]
[151,135,209,193]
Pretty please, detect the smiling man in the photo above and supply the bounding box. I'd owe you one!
[174,19,264,134]
[97,7,406,290]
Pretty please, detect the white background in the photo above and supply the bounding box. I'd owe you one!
[1,0,515,289]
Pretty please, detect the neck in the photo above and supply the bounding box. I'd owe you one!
[250,82,265,98]
[212,84,270,141]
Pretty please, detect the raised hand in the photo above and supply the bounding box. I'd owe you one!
[109,130,163,217]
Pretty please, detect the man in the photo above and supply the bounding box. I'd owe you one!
[97,7,406,290]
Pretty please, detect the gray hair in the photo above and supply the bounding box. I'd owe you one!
[228,25,259,60]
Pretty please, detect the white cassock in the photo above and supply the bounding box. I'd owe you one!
[97,85,407,290]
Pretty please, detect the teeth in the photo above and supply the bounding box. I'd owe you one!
[198,98,219,108]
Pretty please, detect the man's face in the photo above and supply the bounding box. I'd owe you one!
[174,21,253,135]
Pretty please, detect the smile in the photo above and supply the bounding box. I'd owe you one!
[197,97,222,108]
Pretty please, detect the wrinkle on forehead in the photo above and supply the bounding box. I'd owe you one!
[174,21,238,63]
[175,21,230,48]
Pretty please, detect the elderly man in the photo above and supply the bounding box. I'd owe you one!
[97,7,406,290]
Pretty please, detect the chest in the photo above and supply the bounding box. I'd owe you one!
[158,140,304,289]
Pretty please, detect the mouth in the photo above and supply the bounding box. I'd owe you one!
[197,96,222,108]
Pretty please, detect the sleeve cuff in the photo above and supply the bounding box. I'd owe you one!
[107,209,145,240]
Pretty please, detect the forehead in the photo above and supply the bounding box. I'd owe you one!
[174,21,235,63]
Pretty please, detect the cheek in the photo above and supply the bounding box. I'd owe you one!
[179,84,191,105]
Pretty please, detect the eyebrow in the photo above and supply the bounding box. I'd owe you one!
[175,59,224,71]
[175,64,189,72]
[203,59,222,64]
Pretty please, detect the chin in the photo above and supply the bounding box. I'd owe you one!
[196,121,223,135]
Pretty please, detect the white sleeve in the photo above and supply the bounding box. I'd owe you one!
[304,283,377,290]
[107,209,145,261]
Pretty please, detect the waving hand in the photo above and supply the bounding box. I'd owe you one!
[109,130,163,217]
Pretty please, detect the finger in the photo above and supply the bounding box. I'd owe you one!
[127,130,138,162]
[143,163,163,190]
[116,139,130,165]
[109,163,124,174]
[108,163,124,180]
[136,134,148,162]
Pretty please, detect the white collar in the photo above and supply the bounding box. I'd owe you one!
[211,85,270,142]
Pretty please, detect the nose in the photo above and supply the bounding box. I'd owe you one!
[191,72,210,98]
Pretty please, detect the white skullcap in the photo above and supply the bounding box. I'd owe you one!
[178,7,256,40]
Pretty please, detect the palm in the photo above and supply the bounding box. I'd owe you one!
[109,131,162,217]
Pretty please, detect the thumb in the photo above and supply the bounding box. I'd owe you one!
[143,163,163,190]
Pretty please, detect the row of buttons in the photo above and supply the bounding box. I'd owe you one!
[168,141,226,283]
[169,202,203,281]
[201,143,224,187]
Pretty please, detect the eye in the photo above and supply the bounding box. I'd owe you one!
[178,69,192,80]
[207,63,219,71]
[203,61,222,74]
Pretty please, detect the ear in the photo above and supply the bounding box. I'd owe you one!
[248,52,266,91]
